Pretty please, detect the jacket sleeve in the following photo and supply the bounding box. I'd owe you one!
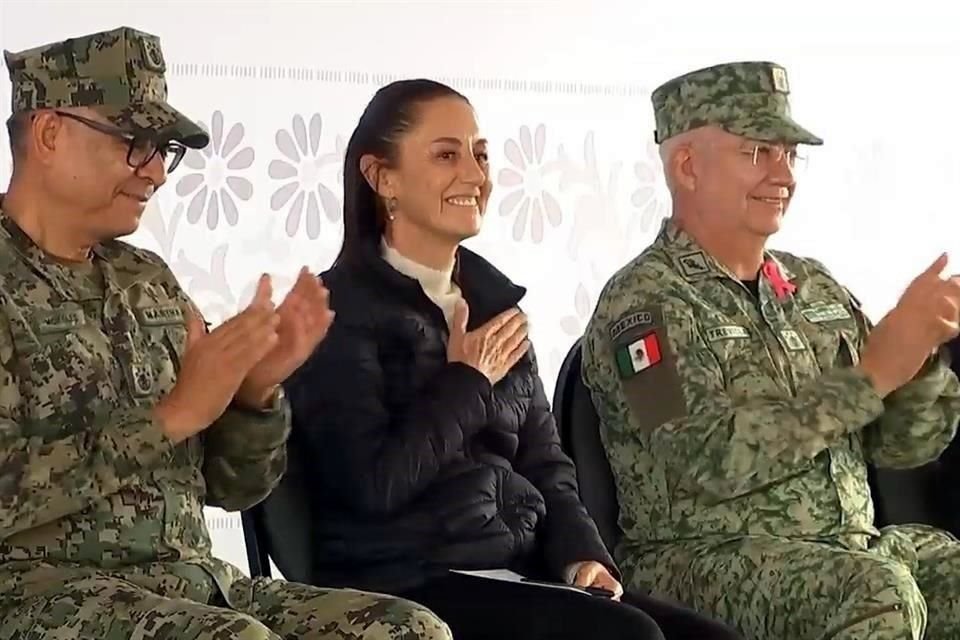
[581,291,887,503]
[285,318,493,516]
[0,316,176,538]
[864,350,960,467]
[512,349,617,580]
[802,265,960,469]
[844,304,960,468]
[201,398,291,512]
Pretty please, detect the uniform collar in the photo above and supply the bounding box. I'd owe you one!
[655,217,796,287]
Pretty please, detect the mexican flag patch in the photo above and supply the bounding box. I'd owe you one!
[616,332,662,378]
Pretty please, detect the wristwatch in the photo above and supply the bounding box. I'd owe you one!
[237,385,286,415]
[261,385,286,414]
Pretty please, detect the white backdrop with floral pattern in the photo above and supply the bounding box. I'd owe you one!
[3,0,960,578]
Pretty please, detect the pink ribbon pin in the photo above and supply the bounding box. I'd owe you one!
[761,259,797,301]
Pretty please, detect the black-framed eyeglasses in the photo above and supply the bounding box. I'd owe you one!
[54,111,188,174]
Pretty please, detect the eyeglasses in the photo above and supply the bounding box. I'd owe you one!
[53,111,188,174]
[738,143,808,173]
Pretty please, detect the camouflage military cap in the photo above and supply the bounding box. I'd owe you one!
[3,26,208,149]
[651,61,823,146]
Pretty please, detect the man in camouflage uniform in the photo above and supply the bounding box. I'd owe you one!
[582,61,960,640]
[0,26,451,640]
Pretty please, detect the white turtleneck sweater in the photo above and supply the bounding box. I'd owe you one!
[381,237,463,328]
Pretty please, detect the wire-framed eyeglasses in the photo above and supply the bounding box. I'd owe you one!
[737,142,808,172]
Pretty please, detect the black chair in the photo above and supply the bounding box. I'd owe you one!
[871,457,946,530]
[933,432,960,535]
[240,507,270,578]
[239,451,315,583]
[553,337,623,553]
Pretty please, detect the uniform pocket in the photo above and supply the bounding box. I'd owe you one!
[9,307,112,431]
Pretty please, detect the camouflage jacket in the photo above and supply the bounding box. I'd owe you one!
[582,219,960,552]
[0,211,290,603]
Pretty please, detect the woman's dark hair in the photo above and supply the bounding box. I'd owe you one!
[335,79,468,265]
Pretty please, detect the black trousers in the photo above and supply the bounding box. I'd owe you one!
[397,572,742,640]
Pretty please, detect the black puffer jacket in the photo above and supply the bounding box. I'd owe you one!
[284,244,615,593]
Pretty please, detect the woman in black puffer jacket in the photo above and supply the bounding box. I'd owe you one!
[284,78,743,640]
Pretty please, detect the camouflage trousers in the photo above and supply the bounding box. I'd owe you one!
[0,564,451,640]
[622,524,960,640]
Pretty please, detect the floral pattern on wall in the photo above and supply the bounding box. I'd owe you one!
[175,111,256,230]
[498,124,564,243]
[269,113,344,239]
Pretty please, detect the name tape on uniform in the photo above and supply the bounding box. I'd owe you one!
[801,303,851,324]
[705,325,749,342]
